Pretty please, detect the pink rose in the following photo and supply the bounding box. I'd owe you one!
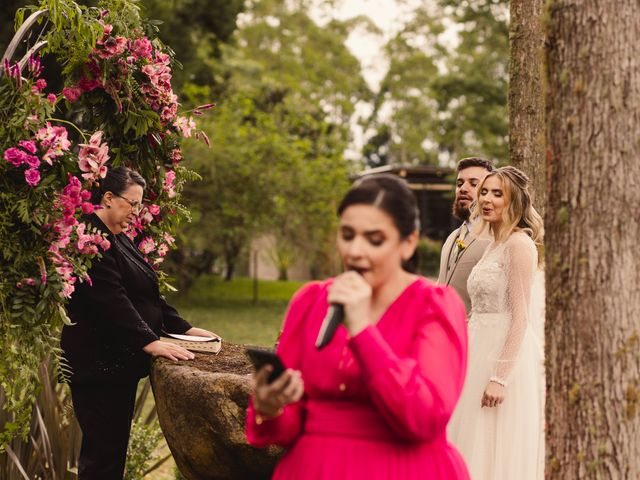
[63,87,82,102]
[25,167,41,186]
[132,38,153,60]
[18,140,37,154]
[81,202,95,215]
[4,147,26,167]
[23,154,40,168]
[78,76,102,92]
[47,93,57,104]
[148,204,161,216]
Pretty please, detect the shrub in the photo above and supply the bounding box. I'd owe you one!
[416,237,442,278]
[0,0,211,445]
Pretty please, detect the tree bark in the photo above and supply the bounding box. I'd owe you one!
[545,1,640,478]
[509,0,546,213]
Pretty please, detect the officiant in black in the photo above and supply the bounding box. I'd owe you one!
[61,166,217,480]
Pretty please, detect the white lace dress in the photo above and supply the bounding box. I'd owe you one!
[447,232,545,480]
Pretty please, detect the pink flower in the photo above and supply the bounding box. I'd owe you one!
[63,86,82,102]
[132,37,153,60]
[138,236,156,254]
[32,78,47,93]
[101,22,113,37]
[148,204,161,216]
[78,75,102,92]
[78,131,109,181]
[170,148,182,165]
[27,56,43,77]
[157,243,169,257]
[4,147,26,167]
[173,116,196,138]
[163,170,177,198]
[163,232,175,245]
[25,168,41,186]
[36,123,71,164]
[25,278,36,286]
[95,36,128,59]
[61,282,75,298]
[23,154,40,168]
[47,93,57,104]
[81,202,95,214]
[18,140,37,154]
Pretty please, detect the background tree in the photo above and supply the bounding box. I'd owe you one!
[508,0,545,211]
[170,0,366,284]
[363,0,509,166]
[545,1,640,477]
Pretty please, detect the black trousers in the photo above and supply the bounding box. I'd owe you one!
[70,379,140,480]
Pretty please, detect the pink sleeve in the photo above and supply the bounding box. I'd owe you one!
[245,282,322,448]
[349,285,468,443]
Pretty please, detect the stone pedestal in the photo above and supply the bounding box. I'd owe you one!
[150,343,282,480]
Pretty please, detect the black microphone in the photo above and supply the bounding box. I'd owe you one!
[315,303,344,349]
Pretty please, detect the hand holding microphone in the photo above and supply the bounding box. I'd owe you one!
[316,271,372,349]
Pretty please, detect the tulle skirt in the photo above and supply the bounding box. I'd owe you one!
[447,313,545,480]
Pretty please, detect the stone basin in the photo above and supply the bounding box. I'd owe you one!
[150,342,283,480]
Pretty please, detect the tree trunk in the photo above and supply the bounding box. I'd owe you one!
[545,2,640,478]
[508,0,546,212]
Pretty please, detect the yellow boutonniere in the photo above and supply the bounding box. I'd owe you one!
[456,239,467,251]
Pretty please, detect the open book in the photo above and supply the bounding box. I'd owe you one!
[159,333,222,354]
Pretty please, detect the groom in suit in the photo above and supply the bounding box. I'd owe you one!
[438,157,493,313]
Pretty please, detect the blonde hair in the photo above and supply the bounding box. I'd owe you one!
[472,166,544,254]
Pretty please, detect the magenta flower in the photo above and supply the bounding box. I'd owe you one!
[63,86,82,102]
[18,140,37,154]
[132,37,153,60]
[32,78,47,94]
[148,204,161,216]
[78,75,102,92]
[23,154,40,169]
[81,202,95,215]
[27,56,43,77]
[25,168,41,186]
[4,147,26,167]
[47,93,57,104]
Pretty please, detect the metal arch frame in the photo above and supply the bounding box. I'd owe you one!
[0,9,49,78]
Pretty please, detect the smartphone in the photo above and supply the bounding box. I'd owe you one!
[245,347,286,384]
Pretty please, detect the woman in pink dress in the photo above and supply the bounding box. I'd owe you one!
[246,174,469,479]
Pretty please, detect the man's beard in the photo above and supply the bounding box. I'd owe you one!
[452,201,470,222]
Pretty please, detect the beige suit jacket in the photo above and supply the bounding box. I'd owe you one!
[437,225,491,314]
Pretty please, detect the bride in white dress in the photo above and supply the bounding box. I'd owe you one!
[448,166,545,480]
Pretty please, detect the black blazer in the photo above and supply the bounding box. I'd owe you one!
[61,214,191,384]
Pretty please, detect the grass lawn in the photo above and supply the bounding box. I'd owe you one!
[168,276,305,345]
[145,276,305,479]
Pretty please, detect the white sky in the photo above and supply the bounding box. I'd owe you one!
[310,1,427,160]
[310,0,423,90]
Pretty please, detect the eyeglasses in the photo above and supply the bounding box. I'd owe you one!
[114,194,143,214]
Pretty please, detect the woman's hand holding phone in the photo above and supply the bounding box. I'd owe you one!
[252,366,304,418]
